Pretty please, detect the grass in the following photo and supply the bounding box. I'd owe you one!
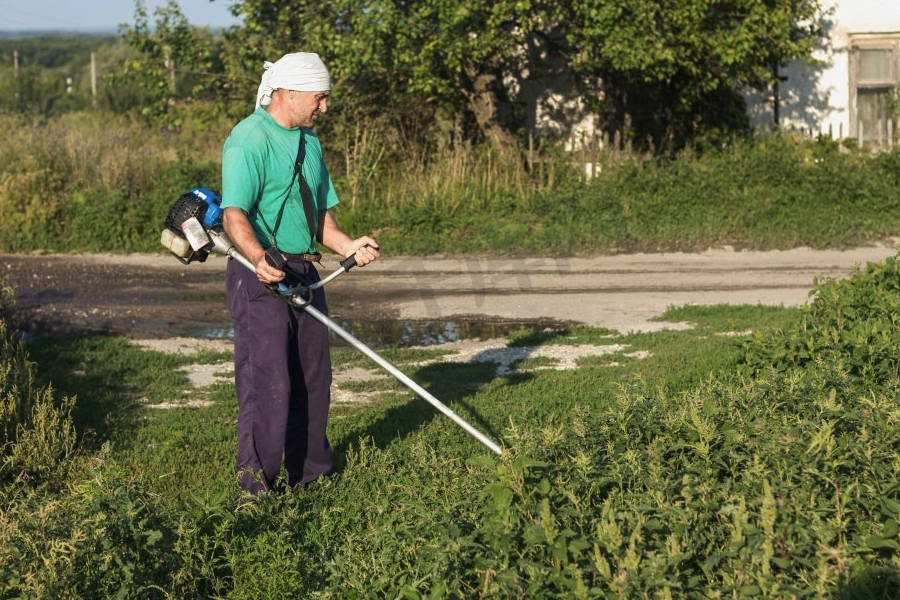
[4,105,900,595]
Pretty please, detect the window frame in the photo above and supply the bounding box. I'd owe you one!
[849,36,900,148]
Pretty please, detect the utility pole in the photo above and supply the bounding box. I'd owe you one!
[772,62,788,128]
[91,51,97,107]
[164,51,175,92]
[13,49,19,103]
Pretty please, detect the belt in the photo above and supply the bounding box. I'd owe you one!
[281,251,322,263]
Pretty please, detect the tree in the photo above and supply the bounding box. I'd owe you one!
[0,65,66,117]
[565,0,824,148]
[219,0,551,146]
[122,0,825,149]
[0,35,121,118]
[117,0,223,127]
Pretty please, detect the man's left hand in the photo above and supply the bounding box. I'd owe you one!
[347,237,380,266]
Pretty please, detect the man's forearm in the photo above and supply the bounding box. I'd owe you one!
[223,207,266,265]
[222,207,288,283]
[318,210,380,267]
[318,210,354,257]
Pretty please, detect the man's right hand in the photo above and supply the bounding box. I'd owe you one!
[254,252,286,284]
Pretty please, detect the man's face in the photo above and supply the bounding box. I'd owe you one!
[289,90,329,127]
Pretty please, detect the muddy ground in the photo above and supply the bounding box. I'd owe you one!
[2,244,898,340]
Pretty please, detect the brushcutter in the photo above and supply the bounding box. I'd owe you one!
[160,188,503,456]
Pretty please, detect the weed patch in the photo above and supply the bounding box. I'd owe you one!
[0,314,76,481]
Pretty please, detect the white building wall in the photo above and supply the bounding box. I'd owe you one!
[745,0,900,139]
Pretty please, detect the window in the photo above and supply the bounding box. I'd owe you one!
[858,49,894,84]
[850,41,899,150]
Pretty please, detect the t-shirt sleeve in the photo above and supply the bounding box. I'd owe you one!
[304,131,338,211]
[221,145,262,212]
[318,168,340,211]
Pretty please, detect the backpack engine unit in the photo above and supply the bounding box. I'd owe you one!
[160,187,224,264]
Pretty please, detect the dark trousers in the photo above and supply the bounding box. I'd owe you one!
[226,258,333,494]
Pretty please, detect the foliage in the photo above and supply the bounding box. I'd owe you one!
[219,0,552,145]
[316,367,900,598]
[1,112,899,255]
[0,316,76,480]
[566,0,824,148]
[0,2,832,148]
[115,0,225,127]
[739,254,900,392]
[1,461,185,599]
[337,132,900,255]
[5,264,900,596]
[0,111,222,253]
[108,0,826,148]
[0,64,73,116]
[0,35,120,69]
[0,35,142,117]
[0,277,13,326]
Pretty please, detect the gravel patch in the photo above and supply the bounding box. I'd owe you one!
[129,335,642,406]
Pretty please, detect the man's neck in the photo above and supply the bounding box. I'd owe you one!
[264,102,295,129]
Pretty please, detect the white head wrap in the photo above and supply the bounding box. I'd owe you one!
[255,52,332,109]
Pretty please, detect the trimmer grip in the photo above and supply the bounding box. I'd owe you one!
[264,246,287,270]
[341,244,379,272]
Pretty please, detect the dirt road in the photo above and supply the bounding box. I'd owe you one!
[2,244,898,339]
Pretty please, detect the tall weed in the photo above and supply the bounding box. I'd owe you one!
[1,460,182,599]
[7,110,899,255]
[0,318,76,480]
[0,277,76,479]
[335,132,900,255]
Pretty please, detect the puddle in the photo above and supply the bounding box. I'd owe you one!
[329,318,551,346]
[178,318,558,347]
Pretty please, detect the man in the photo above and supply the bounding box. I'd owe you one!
[220,52,380,495]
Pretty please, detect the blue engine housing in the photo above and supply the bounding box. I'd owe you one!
[188,187,223,228]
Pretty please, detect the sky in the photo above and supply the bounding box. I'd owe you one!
[0,0,241,32]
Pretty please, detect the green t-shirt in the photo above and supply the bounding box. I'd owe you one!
[221,107,339,254]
